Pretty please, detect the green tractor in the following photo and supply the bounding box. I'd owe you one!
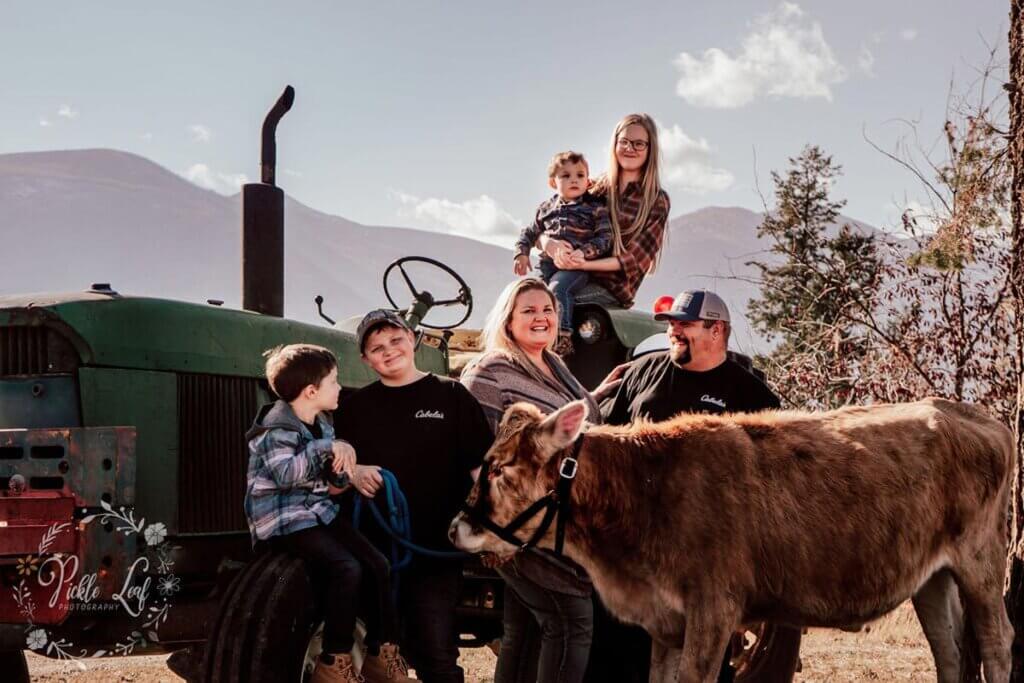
[0,87,690,682]
[1,88,805,682]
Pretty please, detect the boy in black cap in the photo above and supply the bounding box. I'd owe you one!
[337,310,493,683]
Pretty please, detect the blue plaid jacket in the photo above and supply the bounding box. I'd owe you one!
[244,400,342,543]
[515,193,612,260]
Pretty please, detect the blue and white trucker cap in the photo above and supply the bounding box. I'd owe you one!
[654,290,730,323]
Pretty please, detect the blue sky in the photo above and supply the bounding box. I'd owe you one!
[3,0,1008,245]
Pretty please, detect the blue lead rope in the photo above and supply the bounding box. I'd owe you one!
[351,468,471,598]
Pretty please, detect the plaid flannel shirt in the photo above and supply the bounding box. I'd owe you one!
[244,400,340,543]
[592,183,670,306]
[515,193,612,261]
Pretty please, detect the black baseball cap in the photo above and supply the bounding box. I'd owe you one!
[654,289,731,323]
[356,309,413,352]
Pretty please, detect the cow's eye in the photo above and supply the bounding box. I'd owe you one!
[488,464,504,480]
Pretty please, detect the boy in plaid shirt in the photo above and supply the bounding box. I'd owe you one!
[514,151,612,355]
[244,344,414,683]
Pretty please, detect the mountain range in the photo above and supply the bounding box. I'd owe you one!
[0,149,880,353]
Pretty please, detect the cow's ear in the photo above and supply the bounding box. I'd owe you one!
[538,400,587,457]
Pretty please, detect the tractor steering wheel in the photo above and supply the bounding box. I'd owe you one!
[382,256,473,330]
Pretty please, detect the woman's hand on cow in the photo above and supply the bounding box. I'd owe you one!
[352,464,384,498]
[592,362,631,402]
[331,440,357,475]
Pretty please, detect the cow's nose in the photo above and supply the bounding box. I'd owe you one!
[448,515,461,544]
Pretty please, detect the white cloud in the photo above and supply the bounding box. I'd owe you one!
[188,124,212,143]
[857,44,875,76]
[673,2,846,108]
[39,119,50,127]
[393,191,519,243]
[57,104,79,119]
[899,28,918,41]
[658,124,735,194]
[858,31,883,76]
[184,163,248,194]
[283,168,303,178]
[141,132,154,141]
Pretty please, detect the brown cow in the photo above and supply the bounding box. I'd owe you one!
[449,397,1014,683]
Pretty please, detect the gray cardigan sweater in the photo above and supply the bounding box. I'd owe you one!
[461,348,599,596]
[461,348,601,431]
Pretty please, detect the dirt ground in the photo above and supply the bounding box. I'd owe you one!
[27,602,934,682]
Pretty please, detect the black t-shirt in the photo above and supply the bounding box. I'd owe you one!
[602,352,780,425]
[336,374,493,558]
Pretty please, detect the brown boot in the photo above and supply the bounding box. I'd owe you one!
[311,653,364,683]
[359,643,415,683]
[554,331,574,357]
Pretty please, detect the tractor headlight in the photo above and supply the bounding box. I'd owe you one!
[577,314,604,344]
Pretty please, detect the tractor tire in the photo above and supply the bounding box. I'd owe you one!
[200,552,322,683]
[0,650,29,683]
[733,623,802,682]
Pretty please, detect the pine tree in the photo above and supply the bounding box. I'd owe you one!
[748,146,884,409]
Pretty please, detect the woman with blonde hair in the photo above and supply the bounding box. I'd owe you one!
[461,277,625,683]
[540,113,671,309]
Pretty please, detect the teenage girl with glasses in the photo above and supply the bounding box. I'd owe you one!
[537,113,671,310]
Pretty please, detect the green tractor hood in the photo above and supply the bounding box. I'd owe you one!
[0,292,445,383]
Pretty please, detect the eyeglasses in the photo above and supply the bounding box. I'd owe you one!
[616,137,649,152]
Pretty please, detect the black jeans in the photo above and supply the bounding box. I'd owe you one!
[496,562,593,683]
[273,514,398,654]
[398,561,464,683]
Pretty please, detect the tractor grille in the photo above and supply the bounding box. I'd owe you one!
[0,327,48,375]
[177,373,258,533]
[0,327,79,376]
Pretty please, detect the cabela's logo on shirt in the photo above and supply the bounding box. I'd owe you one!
[700,395,727,408]
[415,410,445,419]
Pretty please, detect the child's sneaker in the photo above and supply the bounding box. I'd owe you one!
[311,654,364,683]
[360,643,415,683]
[554,331,574,357]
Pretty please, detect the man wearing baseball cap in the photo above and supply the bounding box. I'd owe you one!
[335,309,492,683]
[603,289,779,424]
[592,289,783,683]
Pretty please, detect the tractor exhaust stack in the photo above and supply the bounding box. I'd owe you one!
[242,85,294,317]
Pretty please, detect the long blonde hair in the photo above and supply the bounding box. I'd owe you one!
[594,113,663,257]
[479,278,558,356]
